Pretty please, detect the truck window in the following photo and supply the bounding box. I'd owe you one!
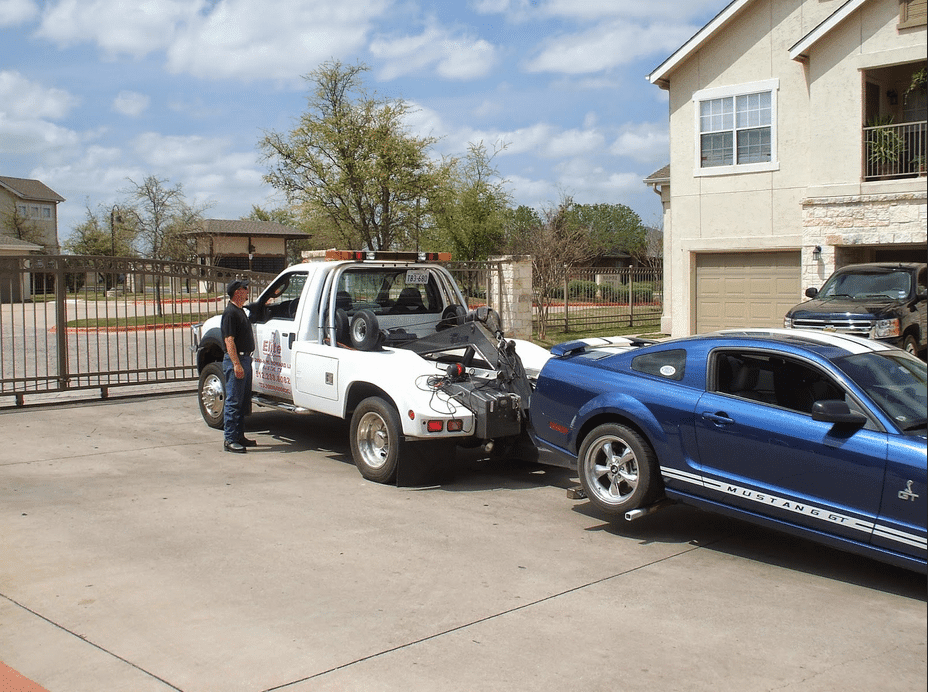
[258,272,308,321]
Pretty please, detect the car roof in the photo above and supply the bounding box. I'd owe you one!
[693,328,895,357]
[832,262,926,272]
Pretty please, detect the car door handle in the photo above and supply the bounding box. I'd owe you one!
[701,411,734,426]
[286,332,296,349]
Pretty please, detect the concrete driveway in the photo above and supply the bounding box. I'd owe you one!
[1,393,925,692]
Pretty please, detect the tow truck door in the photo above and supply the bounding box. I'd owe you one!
[251,271,309,400]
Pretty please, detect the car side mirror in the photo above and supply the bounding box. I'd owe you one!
[805,287,819,298]
[811,400,866,426]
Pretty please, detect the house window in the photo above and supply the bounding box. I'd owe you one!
[694,79,778,176]
[41,206,52,219]
[899,0,927,29]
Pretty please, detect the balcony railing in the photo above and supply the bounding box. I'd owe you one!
[863,120,927,181]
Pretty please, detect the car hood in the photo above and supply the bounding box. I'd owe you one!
[787,295,907,317]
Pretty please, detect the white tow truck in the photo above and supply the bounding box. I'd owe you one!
[191,250,549,483]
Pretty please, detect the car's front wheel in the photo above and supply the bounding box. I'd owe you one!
[198,361,226,429]
[902,334,919,356]
[350,397,403,483]
[577,423,660,516]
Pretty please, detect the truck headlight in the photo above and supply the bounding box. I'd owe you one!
[871,318,900,339]
[783,316,793,329]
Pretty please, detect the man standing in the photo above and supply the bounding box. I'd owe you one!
[221,279,256,453]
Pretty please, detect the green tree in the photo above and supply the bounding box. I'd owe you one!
[431,141,511,261]
[565,202,646,259]
[63,203,137,258]
[260,60,450,251]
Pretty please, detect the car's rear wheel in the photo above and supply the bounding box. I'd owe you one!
[198,361,226,429]
[577,423,660,516]
[350,397,403,483]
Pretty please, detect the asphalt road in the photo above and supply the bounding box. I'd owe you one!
[1,393,925,692]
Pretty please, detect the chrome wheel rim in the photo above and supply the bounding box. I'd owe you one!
[584,436,639,505]
[201,372,225,420]
[356,411,390,470]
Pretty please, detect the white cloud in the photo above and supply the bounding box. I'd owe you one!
[610,122,668,163]
[0,0,38,26]
[36,0,201,57]
[0,113,81,155]
[0,70,79,119]
[113,91,151,117]
[524,20,699,74]
[167,0,391,83]
[372,18,497,81]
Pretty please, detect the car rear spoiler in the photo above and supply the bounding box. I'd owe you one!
[550,336,657,357]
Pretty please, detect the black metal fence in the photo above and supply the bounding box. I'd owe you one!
[542,265,663,335]
[0,255,274,405]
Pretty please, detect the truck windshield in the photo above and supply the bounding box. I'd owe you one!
[834,351,927,431]
[819,270,912,300]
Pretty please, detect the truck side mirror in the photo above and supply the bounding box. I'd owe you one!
[245,302,266,323]
[805,287,819,298]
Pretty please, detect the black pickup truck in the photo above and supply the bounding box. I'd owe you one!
[784,262,927,357]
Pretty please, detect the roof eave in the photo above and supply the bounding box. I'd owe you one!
[647,0,754,86]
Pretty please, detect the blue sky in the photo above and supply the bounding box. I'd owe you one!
[1,0,728,244]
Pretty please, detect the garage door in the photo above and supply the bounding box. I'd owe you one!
[695,252,800,333]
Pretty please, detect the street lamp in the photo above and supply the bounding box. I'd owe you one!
[110,205,122,257]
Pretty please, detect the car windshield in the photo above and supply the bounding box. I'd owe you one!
[834,351,927,431]
[819,269,912,300]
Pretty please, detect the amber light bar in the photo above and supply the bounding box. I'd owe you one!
[325,250,452,262]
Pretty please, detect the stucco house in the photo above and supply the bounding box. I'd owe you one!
[0,176,65,255]
[646,0,927,336]
[188,219,309,275]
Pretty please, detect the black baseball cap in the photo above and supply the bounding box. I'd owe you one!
[226,279,250,297]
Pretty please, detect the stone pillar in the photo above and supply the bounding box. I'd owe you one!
[488,255,533,340]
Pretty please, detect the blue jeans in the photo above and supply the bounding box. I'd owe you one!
[223,353,252,443]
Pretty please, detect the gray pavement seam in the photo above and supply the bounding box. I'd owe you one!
[0,592,183,692]
[260,543,709,692]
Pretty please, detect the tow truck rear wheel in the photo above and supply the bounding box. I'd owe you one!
[198,361,226,429]
[350,396,404,483]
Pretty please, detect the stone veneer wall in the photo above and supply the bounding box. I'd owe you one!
[487,255,533,340]
[800,190,927,290]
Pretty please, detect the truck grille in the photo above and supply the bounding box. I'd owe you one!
[791,316,873,336]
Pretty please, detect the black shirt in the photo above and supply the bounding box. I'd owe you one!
[221,302,255,354]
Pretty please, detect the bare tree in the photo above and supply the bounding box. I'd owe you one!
[510,199,595,340]
[0,201,45,248]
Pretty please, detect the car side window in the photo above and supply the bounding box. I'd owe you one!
[713,350,846,414]
[631,349,686,381]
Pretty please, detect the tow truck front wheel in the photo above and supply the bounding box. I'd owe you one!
[198,361,226,429]
[350,397,404,483]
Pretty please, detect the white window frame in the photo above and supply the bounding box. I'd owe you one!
[693,79,779,177]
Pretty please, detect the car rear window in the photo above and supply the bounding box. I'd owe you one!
[631,349,686,381]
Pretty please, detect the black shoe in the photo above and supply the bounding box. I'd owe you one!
[238,437,257,448]
[224,440,246,453]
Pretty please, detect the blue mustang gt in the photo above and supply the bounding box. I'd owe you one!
[530,329,927,573]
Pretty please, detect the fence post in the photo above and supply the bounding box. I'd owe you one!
[563,271,569,333]
[54,259,69,390]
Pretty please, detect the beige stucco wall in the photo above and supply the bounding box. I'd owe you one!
[662,0,927,337]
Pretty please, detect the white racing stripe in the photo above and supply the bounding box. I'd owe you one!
[661,467,926,553]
